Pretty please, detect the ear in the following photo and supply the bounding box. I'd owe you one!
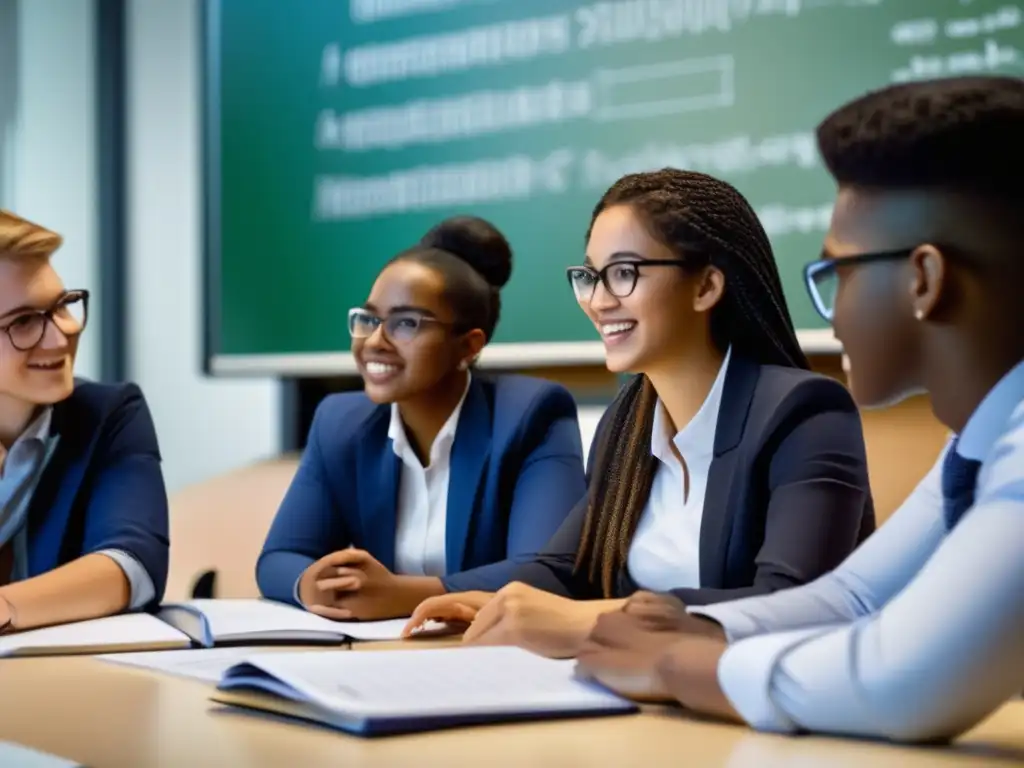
[458,328,487,366]
[693,266,726,313]
[907,244,946,321]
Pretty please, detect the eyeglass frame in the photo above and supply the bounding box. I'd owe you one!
[802,249,915,322]
[347,306,464,344]
[565,260,689,301]
[0,289,90,352]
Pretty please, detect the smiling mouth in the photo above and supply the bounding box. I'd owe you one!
[599,321,637,345]
[362,361,402,381]
[28,358,66,371]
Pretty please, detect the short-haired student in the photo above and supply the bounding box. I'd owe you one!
[0,210,169,635]
[578,75,1024,745]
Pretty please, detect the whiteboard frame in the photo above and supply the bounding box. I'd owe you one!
[208,329,840,376]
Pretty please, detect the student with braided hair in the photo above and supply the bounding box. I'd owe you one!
[404,168,875,657]
[577,75,1024,744]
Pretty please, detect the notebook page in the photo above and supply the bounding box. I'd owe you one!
[0,614,188,657]
[98,647,257,683]
[169,599,406,641]
[227,646,633,717]
[0,742,82,768]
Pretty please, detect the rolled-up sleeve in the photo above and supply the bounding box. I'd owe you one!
[97,549,155,610]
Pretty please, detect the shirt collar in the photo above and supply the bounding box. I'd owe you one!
[651,347,732,462]
[956,357,1024,462]
[21,407,53,443]
[0,407,54,477]
[389,374,472,465]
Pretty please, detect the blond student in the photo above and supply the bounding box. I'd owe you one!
[0,210,168,634]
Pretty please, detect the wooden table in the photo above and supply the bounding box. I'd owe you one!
[2,642,1024,767]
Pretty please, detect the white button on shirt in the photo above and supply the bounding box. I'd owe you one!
[389,376,472,577]
[627,348,731,592]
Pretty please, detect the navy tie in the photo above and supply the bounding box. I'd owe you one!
[941,438,982,530]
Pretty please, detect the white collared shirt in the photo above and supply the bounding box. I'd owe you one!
[389,375,472,577]
[627,348,732,592]
[692,358,1024,742]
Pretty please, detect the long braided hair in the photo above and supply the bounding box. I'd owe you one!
[574,168,810,596]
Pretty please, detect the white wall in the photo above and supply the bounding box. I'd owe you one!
[1,0,100,380]
[127,0,281,492]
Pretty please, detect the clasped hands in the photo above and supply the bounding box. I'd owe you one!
[298,548,435,620]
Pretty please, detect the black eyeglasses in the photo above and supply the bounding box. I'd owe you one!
[803,249,913,322]
[347,307,450,343]
[0,289,89,352]
[566,260,686,301]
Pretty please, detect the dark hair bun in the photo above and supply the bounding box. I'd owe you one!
[420,216,513,289]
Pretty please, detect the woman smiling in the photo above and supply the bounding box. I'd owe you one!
[405,169,876,657]
[256,216,587,620]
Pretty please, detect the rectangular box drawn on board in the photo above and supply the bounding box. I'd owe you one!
[592,55,736,122]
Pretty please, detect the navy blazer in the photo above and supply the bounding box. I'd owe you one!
[26,380,169,604]
[512,355,876,605]
[257,374,587,602]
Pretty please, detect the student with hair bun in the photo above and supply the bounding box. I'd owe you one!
[257,216,587,620]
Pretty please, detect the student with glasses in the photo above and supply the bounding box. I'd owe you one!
[404,169,874,657]
[574,75,1024,744]
[0,210,168,635]
[257,216,587,620]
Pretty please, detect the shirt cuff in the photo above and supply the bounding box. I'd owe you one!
[97,549,155,610]
[687,603,759,643]
[716,627,829,733]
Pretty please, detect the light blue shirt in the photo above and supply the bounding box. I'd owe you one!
[0,408,155,609]
[691,358,1024,742]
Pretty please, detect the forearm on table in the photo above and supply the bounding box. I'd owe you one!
[394,576,448,614]
[583,598,628,618]
[567,598,629,639]
[656,637,744,724]
[0,553,131,631]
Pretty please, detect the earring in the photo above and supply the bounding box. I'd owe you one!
[914,309,925,320]
[458,360,469,371]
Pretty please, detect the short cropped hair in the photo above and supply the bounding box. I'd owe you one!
[816,76,1024,199]
[0,210,63,259]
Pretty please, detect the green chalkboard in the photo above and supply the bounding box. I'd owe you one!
[204,0,1024,375]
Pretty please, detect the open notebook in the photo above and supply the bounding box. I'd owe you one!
[0,742,82,768]
[211,646,639,736]
[0,599,407,657]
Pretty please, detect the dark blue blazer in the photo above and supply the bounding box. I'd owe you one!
[513,356,876,604]
[257,374,587,602]
[26,380,169,605]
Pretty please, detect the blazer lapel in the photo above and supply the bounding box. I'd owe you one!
[445,378,492,573]
[27,400,90,576]
[357,411,400,571]
[699,356,761,587]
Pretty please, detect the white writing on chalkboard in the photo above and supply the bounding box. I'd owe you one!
[337,0,809,89]
[306,1,1024,238]
[343,15,572,88]
[311,140,825,234]
[350,0,490,24]
[890,5,1021,81]
[317,56,734,152]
